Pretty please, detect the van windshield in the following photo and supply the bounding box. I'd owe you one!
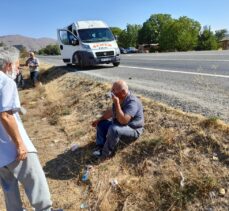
[78,28,115,43]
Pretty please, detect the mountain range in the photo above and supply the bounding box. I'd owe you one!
[0,35,57,51]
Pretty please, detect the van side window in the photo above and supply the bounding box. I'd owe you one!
[59,30,77,45]
[59,31,70,45]
[69,34,76,42]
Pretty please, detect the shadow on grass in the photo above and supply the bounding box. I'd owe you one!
[41,64,114,82]
[21,78,35,89]
[65,63,116,72]
[43,142,97,180]
[21,63,115,89]
[43,137,139,180]
[40,66,69,84]
[19,66,69,89]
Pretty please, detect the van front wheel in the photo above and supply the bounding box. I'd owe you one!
[113,62,120,67]
[77,55,84,68]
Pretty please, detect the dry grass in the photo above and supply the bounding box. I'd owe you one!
[0,65,228,211]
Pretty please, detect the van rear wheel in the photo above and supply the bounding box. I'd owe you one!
[113,62,120,67]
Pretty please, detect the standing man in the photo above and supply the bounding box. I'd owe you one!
[91,80,144,158]
[0,46,53,211]
[25,51,40,87]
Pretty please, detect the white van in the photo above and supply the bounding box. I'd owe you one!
[57,20,120,67]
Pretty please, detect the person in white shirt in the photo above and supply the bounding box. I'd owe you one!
[25,51,40,87]
[0,46,53,211]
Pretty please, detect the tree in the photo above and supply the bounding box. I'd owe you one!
[118,30,128,48]
[160,16,201,51]
[215,29,228,41]
[215,29,228,48]
[197,26,218,50]
[118,24,142,48]
[176,17,201,51]
[38,44,60,55]
[138,14,172,44]
[158,19,176,51]
[110,27,122,38]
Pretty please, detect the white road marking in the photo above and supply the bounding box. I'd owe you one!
[122,57,229,62]
[120,65,229,79]
[123,51,229,57]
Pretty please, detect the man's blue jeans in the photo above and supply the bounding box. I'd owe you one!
[96,120,140,156]
[30,71,39,86]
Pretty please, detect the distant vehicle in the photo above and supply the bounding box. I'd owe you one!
[126,47,138,53]
[119,47,127,54]
[57,20,121,67]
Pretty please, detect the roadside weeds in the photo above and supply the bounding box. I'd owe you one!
[0,64,228,211]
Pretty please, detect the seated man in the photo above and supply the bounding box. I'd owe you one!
[91,80,144,158]
[14,66,25,89]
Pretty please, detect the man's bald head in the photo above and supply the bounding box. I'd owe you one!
[111,80,129,101]
[112,80,129,93]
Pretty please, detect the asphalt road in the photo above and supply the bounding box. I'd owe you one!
[38,50,229,123]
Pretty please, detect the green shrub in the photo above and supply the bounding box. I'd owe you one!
[38,44,60,55]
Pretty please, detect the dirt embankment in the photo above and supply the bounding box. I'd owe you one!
[0,65,228,211]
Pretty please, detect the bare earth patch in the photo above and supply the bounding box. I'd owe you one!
[0,65,228,211]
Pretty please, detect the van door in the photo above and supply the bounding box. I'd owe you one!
[57,29,80,64]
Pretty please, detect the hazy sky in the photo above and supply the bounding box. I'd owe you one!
[0,0,228,39]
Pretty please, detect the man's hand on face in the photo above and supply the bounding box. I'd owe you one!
[16,142,27,161]
[112,94,120,105]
